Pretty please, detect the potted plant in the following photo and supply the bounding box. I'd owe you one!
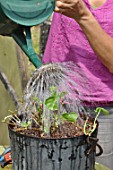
[2,85,108,170]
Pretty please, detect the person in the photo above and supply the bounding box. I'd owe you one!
[43,0,113,169]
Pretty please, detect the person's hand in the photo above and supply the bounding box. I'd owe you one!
[54,0,91,22]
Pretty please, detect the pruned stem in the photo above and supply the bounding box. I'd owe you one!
[0,70,21,110]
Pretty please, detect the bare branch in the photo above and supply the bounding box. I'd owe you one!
[0,70,21,109]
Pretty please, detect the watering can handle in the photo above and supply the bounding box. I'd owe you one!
[11,27,42,68]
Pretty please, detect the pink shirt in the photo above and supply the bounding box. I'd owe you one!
[43,0,113,103]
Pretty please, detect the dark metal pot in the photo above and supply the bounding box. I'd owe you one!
[8,125,100,170]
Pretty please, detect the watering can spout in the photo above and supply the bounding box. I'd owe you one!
[0,0,55,68]
[12,27,42,68]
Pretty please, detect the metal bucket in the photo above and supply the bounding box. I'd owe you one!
[96,111,113,170]
[9,126,98,170]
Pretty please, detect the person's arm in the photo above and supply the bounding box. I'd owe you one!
[55,0,113,73]
[78,14,113,73]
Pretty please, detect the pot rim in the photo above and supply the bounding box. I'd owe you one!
[8,124,87,141]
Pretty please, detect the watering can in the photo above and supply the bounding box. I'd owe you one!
[0,0,55,68]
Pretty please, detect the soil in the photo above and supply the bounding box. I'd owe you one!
[12,114,96,139]
[13,122,83,138]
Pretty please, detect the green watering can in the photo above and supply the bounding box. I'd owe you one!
[0,0,55,68]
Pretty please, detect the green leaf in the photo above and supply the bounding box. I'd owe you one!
[55,114,59,120]
[50,86,57,97]
[33,97,40,101]
[36,108,42,112]
[44,127,49,133]
[21,121,31,128]
[95,107,109,116]
[50,86,57,93]
[62,112,78,122]
[59,91,67,98]
[45,96,58,110]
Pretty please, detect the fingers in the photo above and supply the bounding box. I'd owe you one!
[54,0,89,20]
[55,0,72,4]
[55,1,69,9]
[54,1,66,13]
[54,7,65,14]
[54,0,72,14]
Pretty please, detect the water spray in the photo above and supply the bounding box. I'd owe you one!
[22,62,91,135]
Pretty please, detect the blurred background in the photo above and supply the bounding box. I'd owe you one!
[0,19,52,145]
